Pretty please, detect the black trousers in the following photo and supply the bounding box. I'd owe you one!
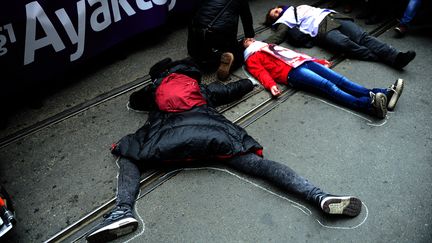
[187,25,244,72]
[116,153,325,209]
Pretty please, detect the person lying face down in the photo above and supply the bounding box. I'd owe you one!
[263,4,416,69]
[243,38,404,119]
[86,57,363,243]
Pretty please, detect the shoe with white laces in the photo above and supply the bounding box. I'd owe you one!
[86,206,138,243]
[387,79,404,111]
[320,195,362,217]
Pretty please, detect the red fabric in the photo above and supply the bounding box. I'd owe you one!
[246,51,292,90]
[246,51,331,91]
[155,73,207,112]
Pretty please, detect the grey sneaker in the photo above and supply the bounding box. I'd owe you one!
[387,78,404,111]
[320,195,362,217]
[86,206,138,243]
[370,92,387,119]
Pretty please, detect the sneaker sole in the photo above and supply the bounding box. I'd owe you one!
[217,53,234,81]
[322,197,362,217]
[388,78,404,111]
[86,217,138,243]
[374,93,387,119]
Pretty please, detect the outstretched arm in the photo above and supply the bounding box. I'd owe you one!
[205,79,254,107]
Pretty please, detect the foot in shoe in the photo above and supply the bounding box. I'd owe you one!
[393,51,416,69]
[217,52,234,81]
[86,206,139,243]
[320,196,362,217]
[387,78,404,111]
[371,92,387,119]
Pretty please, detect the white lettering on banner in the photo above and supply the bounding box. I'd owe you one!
[19,0,178,65]
[55,0,86,61]
[88,0,112,32]
[24,1,66,65]
[168,0,176,11]
[0,34,7,56]
[111,0,136,22]
[3,24,17,43]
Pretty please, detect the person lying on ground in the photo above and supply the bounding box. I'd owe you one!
[243,38,404,119]
[86,58,363,243]
[263,4,416,69]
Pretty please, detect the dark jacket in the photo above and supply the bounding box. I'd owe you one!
[192,0,255,39]
[112,61,262,163]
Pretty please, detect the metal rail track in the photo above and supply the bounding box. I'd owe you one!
[15,2,395,241]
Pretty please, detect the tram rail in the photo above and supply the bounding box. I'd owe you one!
[1,1,397,241]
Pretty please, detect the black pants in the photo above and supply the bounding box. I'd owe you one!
[187,25,244,72]
[116,153,325,209]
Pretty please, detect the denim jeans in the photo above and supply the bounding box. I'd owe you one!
[288,61,387,110]
[400,0,422,25]
[323,19,398,64]
[116,153,325,209]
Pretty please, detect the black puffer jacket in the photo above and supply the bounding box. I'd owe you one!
[112,62,262,163]
[192,0,255,38]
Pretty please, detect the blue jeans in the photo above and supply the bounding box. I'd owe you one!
[400,0,422,26]
[323,19,398,64]
[288,61,387,110]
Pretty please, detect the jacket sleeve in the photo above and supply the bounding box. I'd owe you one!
[240,1,255,38]
[205,79,254,107]
[245,54,277,91]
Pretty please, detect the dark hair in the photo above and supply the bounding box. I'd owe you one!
[263,5,286,26]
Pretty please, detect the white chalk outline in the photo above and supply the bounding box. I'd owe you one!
[122,166,369,241]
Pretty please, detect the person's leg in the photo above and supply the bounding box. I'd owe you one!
[288,63,373,110]
[400,0,422,26]
[224,153,362,216]
[336,19,399,64]
[86,157,140,243]
[322,28,379,61]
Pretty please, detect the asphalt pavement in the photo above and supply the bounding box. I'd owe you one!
[0,0,431,242]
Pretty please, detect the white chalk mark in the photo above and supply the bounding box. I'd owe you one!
[302,93,388,127]
[316,202,369,230]
[119,166,367,242]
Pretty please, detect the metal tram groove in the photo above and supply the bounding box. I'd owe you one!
[18,4,395,241]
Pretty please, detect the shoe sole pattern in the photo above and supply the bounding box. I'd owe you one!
[86,218,138,243]
[388,79,404,111]
[322,197,362,217]
[217,53,234,81]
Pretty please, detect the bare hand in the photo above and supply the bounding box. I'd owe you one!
[270,85,281,97]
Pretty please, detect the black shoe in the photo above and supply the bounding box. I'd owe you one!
[386,79,404,111]
[394,24,408,38]
[86,206,138,243]
[370,92,387,119]
[393,51,416,69]
[320,195,362,217]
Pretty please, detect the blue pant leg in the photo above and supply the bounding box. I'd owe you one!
[337,19,398,64]
[288,63,371,110]
[401,0,423,25]
[301,62,372,97]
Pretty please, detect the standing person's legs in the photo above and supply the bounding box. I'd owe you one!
[224,153,362,216]
[335,19,399,64]
[86,157,140,242]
